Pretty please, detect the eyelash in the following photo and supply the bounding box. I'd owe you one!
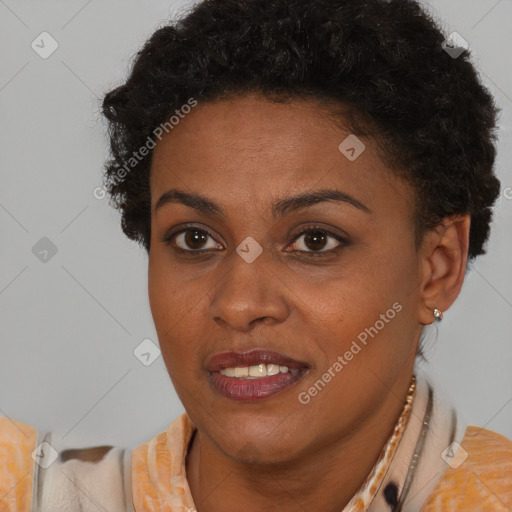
[159,224,348,259]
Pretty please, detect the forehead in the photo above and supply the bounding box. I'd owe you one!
[149,94,412,218]
[152,94,357,163]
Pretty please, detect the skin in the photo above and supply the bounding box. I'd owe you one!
[147,93,470,512]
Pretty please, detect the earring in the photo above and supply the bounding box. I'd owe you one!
[433,308,443,320]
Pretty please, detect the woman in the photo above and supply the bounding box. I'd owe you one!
[1,0,511,510]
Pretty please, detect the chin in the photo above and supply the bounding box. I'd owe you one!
[209,414,308,466]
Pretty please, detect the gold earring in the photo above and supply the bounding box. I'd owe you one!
[433,308,443,320]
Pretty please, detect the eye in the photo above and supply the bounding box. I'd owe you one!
[287,227,347,256]
[160,226,223,253]
[160,224,348,258]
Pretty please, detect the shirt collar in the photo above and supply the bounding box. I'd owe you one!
[131,369,462,512]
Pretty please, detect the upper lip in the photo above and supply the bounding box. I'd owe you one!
[206,349,309,372]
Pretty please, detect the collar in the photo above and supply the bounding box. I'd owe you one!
[131,368,465,512]
[366,368,465,511]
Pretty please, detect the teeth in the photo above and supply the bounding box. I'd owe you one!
[224,367,236,377]
[267,364,279,376]
[220,364,291,378]
[249,364,266,377]
[234,367,249,378]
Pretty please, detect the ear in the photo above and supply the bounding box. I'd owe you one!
[417,214,470,326]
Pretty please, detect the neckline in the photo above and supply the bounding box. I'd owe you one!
[178,375,417,510]
[131,370,463,512]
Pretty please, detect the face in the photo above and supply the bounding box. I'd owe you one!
[148,93,425,464]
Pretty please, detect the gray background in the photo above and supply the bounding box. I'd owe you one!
[1,0,511,449]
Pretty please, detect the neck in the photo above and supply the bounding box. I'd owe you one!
[185,370,415,512]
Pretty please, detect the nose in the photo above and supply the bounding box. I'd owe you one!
[209,250,290,332]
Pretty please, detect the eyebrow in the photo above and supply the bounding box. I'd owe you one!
[154,188,371,217]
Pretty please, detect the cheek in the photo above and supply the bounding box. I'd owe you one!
[295,241,419,364]
[148,256,172,332]
[148,256,185,358]
[147,254,210,371]
[148,249,190,324]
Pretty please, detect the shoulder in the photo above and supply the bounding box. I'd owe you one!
[421,426,512,511]
[131,414,196,511]
[0,417,38,512]
[0,417,132,512]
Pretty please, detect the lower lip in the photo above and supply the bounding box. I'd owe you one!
[210,370,306,401]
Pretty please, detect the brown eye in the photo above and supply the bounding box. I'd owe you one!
[289,228,346,255]
[303,231,328,251]
[171,228,221,252]
[184,229,208,249]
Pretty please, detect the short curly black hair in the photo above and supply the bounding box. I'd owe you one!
[101,0,501,261]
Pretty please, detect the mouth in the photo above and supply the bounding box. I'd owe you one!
[206,349,309,402]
